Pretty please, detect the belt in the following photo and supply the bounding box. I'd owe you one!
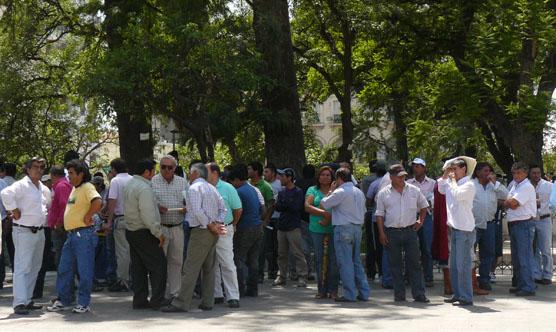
[539,214,551,220]
[115,214,124,218]
[162,223,182,228]
[385,225,414,231]
[12,222,44,233]
[508,218,533,226]
[67,226,94,233]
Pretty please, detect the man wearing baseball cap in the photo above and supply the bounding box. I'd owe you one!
[407,158,436,287]
[375,164,430,303]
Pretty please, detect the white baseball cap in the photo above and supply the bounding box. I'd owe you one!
[411,158,426,166]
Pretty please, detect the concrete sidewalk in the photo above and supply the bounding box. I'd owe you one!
[0,271,554,331]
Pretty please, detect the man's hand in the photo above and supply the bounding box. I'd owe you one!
[379,232,389,246]
[158,234,166,247]
[488,173,497,184]
[84,213,94,226]
[329,181,338,192]
[102,222,113,233]
[11,208,21,220]
[208,222,227,236]
[158,205,168,214]
[413,220,423,231]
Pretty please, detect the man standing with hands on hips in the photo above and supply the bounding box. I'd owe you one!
[437,157,476,306]
[376,164,430,303]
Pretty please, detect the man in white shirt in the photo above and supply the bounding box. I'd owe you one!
[471,162,508,292]
[105,158,133,292]
[528,165,553,286]
[505,162,537,296]
[437,157,476,306]
[406,158,436,287]
[376,164,430,303]
[1,157,51,315]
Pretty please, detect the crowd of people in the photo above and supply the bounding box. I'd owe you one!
[0,151,554,315]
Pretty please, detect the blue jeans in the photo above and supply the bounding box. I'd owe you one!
[475,222,495,285]
[310,231,339,295]
[450,228,475,303]
[56,227,98,307]
[382,249,392,287]
[417,214,433,281]
[509,221,536,292]
[334,224,370,301]
[531,218,554,280]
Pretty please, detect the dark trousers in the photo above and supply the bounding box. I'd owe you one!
[1,218,15,284]
[258,220,278,279]
[126,229,167,307]
[385,227,426,300]
[364,212,382,278]
[234,226,263,295]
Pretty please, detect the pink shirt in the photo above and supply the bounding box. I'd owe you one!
[48,177,73,227]
[406,176,436,200]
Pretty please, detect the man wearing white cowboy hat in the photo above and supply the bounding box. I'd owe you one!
[437,156,477,306]
[407,158,436,287]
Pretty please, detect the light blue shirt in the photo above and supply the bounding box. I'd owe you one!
[321,182,366,226]
[216,179,242,225]
[549,181,556,211]
[0,179,7,220]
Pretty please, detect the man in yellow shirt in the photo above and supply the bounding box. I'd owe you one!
[47,160,101,314]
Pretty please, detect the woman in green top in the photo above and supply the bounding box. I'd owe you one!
[305,166,339,299]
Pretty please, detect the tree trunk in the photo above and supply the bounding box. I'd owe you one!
[104,0,153,168]
[336,93,353,163]
[251,0,306,172]
[391,97,408,163]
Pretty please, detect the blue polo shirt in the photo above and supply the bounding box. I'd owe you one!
[236,182,263,229]
[216,179,242,225]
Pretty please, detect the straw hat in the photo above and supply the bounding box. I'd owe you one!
[442,156,477,178]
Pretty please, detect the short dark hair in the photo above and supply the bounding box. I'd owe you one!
[207,162,221,176]
[4,162,16,177]
[529,164,542,172]
[248,161,264,177]
[63,150,79,164]
[50,165,65,177]
[302,164,316,179]
[335,167,352,182]
[66,159,92,185]
[133,159,156,175]
[264,163,277,175]
[169,150,179,160]
[473,162,493,179]
[452,158,467,170]
[228,164,248,181]
[110,158,128,173]
[189,159,203,170]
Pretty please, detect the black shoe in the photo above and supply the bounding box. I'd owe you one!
[444,297,458,303]
[307,275,316,281]
[228,299,240,308]
[394,297,406,302]
[425,280,434,288]
[108,281,130,292]
[198,304,213,311]
[161,304,186,313]
[382,284,393,289]
[14,304,29,315]
[245,289,258,297]
[535,279,544,284]
[132,303,151,310]
[509,287,519,294]
[335,296,356,303]
[356,295,369,302]
[414,295,430,303]
[541,279,553,285]
[479,282,492,291]
[515,290,535,297]
[25,301,42,310]
[453,300,473,306]
[31,294,43,300]
[92,285,104,292]
[214,297,224,304]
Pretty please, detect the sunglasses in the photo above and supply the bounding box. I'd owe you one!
[161,165,174,170]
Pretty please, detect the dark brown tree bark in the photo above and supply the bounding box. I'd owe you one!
[104,0,154,168]
[251,0,306,171]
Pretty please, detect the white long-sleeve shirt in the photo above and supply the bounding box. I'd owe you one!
[437,176,476,232]
[1,176,51,227]
[533,179,552,219]
[472,179,508,229]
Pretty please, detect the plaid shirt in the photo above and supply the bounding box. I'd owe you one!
[185,178,226,228]
[152,174,188,225]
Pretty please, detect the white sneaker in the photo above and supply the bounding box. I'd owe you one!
[72,305,91,313]
[490,272,496,283]
[47,300,70,312]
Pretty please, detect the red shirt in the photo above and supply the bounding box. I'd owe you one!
[47,177,73,228]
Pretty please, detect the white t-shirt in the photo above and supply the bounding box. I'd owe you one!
[506,178,537,222]
[108,173,133,215]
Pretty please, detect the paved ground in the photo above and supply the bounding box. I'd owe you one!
[0,271,555,331]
